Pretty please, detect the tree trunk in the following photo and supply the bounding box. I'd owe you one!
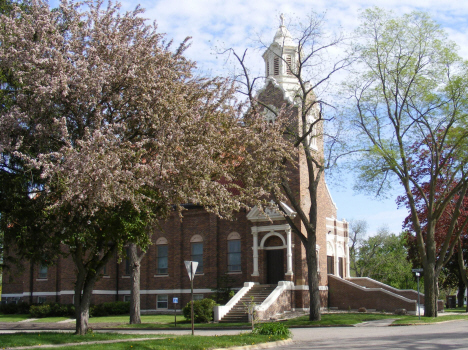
[306,237,321,321]
[129,243,144,324]
[423,262,437,317]
[74,275,97,335]
[457,280,465,308]
[457,241,468,311]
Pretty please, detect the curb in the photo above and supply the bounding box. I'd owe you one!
[212,339,293,350]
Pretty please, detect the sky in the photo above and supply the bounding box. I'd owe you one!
[50,0,468,235]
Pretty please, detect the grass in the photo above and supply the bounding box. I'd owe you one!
[0,314,30,322]
[445,307,468,313]
[89,315,186,324]
[281,313,402,326]
[0,333,286,350]
[393,313,468,325]
[0,332,165,348]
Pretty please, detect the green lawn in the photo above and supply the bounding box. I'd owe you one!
[89,314,186,324]
[0,314,30,322]
[0,333,286,350]
[0,332,165,348]
[445,307,468,313]
[393,314,468,325]
[282,313,402,326]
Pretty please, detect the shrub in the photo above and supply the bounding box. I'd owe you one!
[183,298,217,323]
[30,304,51,318]
[253,323,291,337]
[358,307,367,313]
[29,303,75,318]
[0,302,30,314]
[90,301,129,317]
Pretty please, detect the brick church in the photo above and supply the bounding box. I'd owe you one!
[1,21,352,317]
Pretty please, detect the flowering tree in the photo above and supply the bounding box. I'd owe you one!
[0,0,291,334]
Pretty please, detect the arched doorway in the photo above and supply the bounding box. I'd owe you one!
[264,235,285,284]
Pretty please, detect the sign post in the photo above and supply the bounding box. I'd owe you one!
[173,297,179,327]
[412,268,423,320]
[184,261,198,336]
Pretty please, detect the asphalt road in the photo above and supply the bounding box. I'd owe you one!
[276,320,468,350]
[1,319,468,349]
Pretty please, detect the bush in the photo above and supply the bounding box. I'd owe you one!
[0,302,30,314]
[253,323,291,337]
[29,303,75,318]
[30,304,51,318]
[90,301,129,317]
[183,298,217,323]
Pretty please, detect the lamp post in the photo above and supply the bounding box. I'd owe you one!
[184,261,198,336]
[412,268,423,320]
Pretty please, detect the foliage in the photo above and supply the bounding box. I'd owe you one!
[253,323,291,337]
[210,275,236,304]
[348,219,368,277]
[29,303,75,318]
[347,7,468,316]
[0,301,30,314]
[182,298,217,323]
[90,302,129,317]
[355,227,417,290]
[0,0,291,334]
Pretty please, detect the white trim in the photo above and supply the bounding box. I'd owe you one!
[214,282,256,322]
[156,237,168,245]
[251,224,290,234]
[291,285,328,291]
[255,281,294,312]
[259,231,286,248]
[1,288,214,298]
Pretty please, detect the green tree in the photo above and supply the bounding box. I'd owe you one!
[348,8,468,317]
[348,219,368,277]
[355,227,417,290]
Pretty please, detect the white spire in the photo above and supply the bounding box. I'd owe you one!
[273,14,294,47]
[262,14,299,102]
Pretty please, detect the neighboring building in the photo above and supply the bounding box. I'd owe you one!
[1,21,351,313]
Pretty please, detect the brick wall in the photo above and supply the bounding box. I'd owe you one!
[329,275,417,312]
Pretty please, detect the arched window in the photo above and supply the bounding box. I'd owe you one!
[156,237,168,275]
[227,232,241,272]
[190,235,204,274]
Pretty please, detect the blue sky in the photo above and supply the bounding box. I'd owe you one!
[49,0,468,235]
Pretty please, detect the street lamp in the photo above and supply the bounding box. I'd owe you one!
[412,268,423,320]
[184,261,198,335]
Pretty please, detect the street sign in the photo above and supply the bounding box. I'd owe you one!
[184,261,198,281]
[173,297,179,304]
[412,268,423,273]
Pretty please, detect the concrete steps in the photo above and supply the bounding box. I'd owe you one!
[219,285,276,323]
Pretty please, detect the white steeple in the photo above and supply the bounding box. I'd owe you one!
[262,14,299,102]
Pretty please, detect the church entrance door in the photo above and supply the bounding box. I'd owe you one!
[266,249,284,284]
